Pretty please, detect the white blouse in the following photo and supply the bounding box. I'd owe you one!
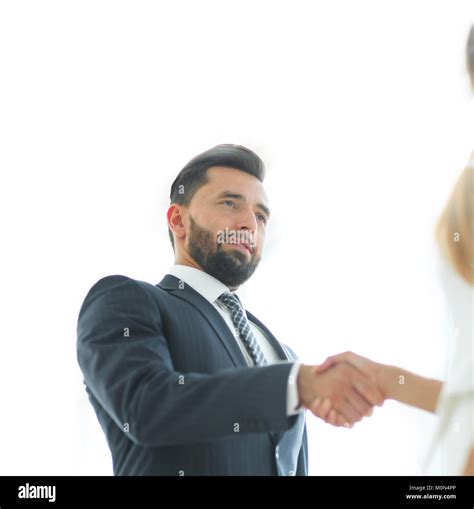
[426,248,473,474]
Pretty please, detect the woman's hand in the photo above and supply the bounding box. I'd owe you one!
[309,351,389,425]
[313,351,443,416]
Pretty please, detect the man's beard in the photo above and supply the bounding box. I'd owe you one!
[187,214,261,288]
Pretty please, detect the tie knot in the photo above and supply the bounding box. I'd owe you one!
[217,291,242,310]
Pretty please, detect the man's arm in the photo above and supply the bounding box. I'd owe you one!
[77,276,382,448]
[77,275,299,447]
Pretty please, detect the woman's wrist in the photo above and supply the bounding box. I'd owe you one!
[375,363,401,401]
[377,364,443,412]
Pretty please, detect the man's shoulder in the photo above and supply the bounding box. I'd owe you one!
[84,274,157,295]
[77,275,173,330]
[80,274,167,310]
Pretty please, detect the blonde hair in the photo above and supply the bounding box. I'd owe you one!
[467,25,474,89]
[435,165,474,285]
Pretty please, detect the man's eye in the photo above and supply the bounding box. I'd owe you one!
[223,200,235,207]
[256,214,267,223]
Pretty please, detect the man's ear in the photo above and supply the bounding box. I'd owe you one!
[167,204,187,242]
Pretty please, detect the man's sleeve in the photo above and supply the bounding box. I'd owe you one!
[286,362,304,415]
[76,275,299,448]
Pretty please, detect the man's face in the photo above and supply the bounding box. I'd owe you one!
[183,166,270,289]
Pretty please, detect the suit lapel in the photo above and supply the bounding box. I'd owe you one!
[158,274,295,447]
[158,274,292,364]
[246,311,297,446]
[157,274,248,367]
[246,310,292,362]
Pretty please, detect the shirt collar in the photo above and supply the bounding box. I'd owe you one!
[166,264,240,305]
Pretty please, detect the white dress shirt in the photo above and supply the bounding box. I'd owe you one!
[167,264,303,416]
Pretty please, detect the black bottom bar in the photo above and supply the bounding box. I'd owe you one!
[0,475,472,507]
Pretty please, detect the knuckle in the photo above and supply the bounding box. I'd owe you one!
[338,364,349,376]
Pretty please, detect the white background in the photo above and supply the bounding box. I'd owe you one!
[0,0,472,475]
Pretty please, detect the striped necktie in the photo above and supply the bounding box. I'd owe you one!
[217,292,267,367]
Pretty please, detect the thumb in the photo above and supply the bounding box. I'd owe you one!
[314,358,337,373]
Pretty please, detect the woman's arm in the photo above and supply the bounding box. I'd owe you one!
[377,364,442,413]
[314,352,474,476]
[462,446,474,475]
[315,351,443,413]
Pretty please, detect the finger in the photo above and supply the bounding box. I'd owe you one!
[332,397,361,424]
[311,398,322,411]
[352,372,385,407]
[308,398,325,419]
[310,398,330,421]
[338,414,354,428]
[330,409,354,427]
[333,364,382,415]
[314,353,351,373]
[327,409,340,426]
[344,388,371,420]
[314,353,350,373]
[344,386,373,418]
[341,362,384,407]
[319,398,332,420]
[313,361,333,373]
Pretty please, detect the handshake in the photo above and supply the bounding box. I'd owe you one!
[296,351,442,427]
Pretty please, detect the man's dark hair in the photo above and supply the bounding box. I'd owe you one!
[167,144,265,250]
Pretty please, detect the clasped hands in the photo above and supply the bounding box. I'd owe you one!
[297,351,388,427]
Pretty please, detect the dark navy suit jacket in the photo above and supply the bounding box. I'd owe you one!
[76,273,308,475]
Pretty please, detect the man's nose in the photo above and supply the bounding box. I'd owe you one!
[235,207,258,233]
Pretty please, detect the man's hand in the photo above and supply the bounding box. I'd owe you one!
[309,351,389,425]
[315,351,386,387]
[297,361,385,427]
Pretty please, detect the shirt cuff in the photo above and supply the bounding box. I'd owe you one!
[286,362,304,416]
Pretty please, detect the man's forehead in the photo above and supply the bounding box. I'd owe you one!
[205,166,268,199]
